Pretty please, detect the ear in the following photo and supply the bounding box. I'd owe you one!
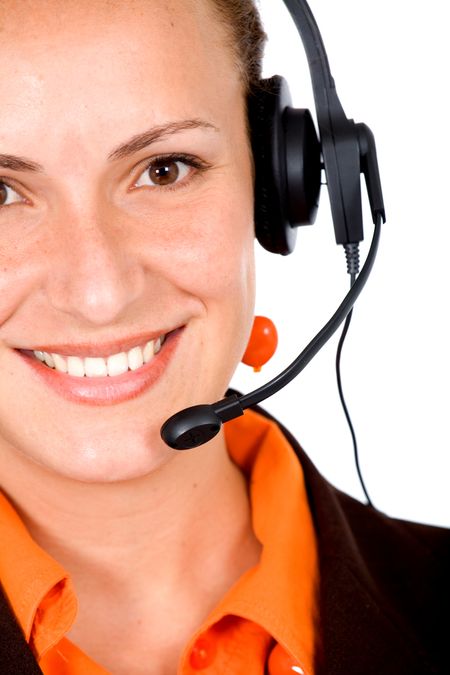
[248,75,321,255]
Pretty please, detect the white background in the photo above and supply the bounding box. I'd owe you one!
[231,0,450,527]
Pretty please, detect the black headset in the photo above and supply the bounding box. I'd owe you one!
[161,0,386,450]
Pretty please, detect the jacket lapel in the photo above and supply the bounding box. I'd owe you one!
[0,584,43,674]
[286,430,442,675]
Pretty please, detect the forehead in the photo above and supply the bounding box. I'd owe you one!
[0,0,241,145]
[0,0,222,46]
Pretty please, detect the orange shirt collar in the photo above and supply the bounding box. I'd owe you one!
[0,491,77,659]
[181,408,319,674]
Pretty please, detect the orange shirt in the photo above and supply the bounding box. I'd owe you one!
[0,409,318,674]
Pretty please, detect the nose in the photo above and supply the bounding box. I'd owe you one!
[44,202,145,326]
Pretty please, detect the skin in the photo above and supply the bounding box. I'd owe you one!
[0,1,260,672]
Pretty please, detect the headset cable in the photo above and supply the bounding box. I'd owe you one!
[336,244,374,508]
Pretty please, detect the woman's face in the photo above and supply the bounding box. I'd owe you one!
[0,0,255,482]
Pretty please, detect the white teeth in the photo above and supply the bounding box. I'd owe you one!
[43,353,55,368]
[32,335,165,378]
[128,346,144,371]
[52,353,67,373]
[84,356,107,377]
[143,340,154,363]
[107,352,128,377]
[67,356,85,377]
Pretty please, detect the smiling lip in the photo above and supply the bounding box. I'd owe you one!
[16,328,183,406]
[24,330,171,358]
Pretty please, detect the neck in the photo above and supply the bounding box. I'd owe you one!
[1,433,260,607]
[2,433,257,583]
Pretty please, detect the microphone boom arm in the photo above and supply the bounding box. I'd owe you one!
[161,213,382,450]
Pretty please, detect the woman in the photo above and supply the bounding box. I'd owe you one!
[0,1,448,674]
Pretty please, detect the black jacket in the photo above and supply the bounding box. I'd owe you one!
[1,410,449,674]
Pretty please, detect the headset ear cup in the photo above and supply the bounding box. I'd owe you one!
[249,75,321,255]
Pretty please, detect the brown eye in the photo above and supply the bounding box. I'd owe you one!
[0,181,22,207]
[149,160,180,186]
[135,158,190,189]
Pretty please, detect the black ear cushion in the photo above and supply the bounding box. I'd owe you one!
[248,75,321,255]
[248,76,293,255]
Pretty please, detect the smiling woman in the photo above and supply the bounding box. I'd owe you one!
[0,0,260,671]
[0,1,448,674]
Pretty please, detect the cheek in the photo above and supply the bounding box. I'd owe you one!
[180,216,254,302]
[176,204,256,350]
[149,185,256,389]
[128,175,256,304]
[189,203,256,378]
[0,228,44,325]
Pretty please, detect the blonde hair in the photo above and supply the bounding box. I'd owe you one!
[209,0,267,93]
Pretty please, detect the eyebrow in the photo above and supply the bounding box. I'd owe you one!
[0,154,44,173]
[0,119,218,174]
[107,119,218,162]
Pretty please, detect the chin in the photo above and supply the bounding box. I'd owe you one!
[22,431,177,485]
[56,455,174,485]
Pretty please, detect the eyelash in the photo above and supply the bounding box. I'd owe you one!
[0,152,209,210]
[0,178,26,209]
[133,153,209,192]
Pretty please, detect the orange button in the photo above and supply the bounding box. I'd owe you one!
[189,635,217,670]
[268,643,305,674]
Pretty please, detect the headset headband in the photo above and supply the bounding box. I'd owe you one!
[282,0,385,245]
